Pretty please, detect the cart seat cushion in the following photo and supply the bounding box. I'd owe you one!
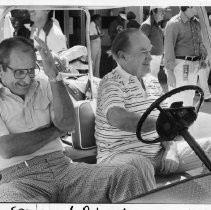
[64,75,101,100]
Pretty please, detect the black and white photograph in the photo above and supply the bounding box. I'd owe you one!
[0,0,211,209]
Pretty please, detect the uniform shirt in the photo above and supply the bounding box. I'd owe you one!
[95,65,164,163]
[30,20,67,54]
[0,72,63,171]
[164,11,207,71]
[141,16,164,55]
[90,21,101,43]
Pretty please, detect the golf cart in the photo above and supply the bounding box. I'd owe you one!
[1,3,211,204]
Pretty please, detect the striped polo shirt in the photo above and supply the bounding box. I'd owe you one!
[95,65,166,163]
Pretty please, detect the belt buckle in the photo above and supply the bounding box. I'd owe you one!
[192,56,200,61]
[185,56,189,61]
[193,56,198,61]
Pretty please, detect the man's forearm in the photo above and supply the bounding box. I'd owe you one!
[50,81,75,132]
[107,107,156,133]
[34,36,75,133]
[164,26,176,72]
[0,124,63,159]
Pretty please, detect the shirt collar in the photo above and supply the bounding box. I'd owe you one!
[149,15,158,26]
[115,64,137,82]
[43,19,53,36]
[179,11,191,23]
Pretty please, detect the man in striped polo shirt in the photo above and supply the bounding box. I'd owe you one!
[95,28,211,190]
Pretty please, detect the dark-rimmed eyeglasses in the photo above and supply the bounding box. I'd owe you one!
[3,63,40,79]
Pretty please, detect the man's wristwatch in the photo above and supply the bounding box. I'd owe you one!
[49,72,63,82]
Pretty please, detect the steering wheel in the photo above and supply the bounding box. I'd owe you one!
[136,85,204,144]
[136,85,211,171]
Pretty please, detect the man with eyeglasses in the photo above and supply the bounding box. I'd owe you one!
[141,6,166,78]
[0,36,145,202]
[95,28,211,190]
[164,6,209,106]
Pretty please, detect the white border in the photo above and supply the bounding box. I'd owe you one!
[1,0,211,6]
[1,0,211,209]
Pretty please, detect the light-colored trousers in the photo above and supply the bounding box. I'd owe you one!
[197,66,211,100]
[0,151,144,203]
[99,112,211,185]
[176,112,211,173]
[150,55,163,78]
[91,40,101,78]
[166,59,199,107]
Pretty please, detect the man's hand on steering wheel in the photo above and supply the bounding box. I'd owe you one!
[160,147,179,174]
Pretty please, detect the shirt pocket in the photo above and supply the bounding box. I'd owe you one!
[33,98,51,126]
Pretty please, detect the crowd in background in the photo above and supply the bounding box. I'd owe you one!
[2,7,211,102]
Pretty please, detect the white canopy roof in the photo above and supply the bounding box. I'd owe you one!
[0,0,210,8]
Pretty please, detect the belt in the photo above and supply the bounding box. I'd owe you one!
[176,56,201,61]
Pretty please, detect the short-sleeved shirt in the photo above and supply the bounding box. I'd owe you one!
[30,20,67,54]
[0,12,14,41]
[90,21,101,44]
[141,16,164,55]
[95,65,163,163]
[0,72,63,170]
[164,11,207,71]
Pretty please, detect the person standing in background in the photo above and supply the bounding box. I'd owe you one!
[141,6,166,78]
[0,11,14,42]
[126,11,140,29]
[197,60,211,102]
[12,17,31,39]
[108,11,127,43]
[196,14,211,102]
[164,6,207,106]
[90,14,104,77]
[29,10,67,54]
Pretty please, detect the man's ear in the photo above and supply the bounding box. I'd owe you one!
[117,50,127,61]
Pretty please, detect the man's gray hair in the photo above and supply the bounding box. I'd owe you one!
[0,36,35,70]
[111,28,142,60]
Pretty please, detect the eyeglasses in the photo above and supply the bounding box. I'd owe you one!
[4,63,40,79]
